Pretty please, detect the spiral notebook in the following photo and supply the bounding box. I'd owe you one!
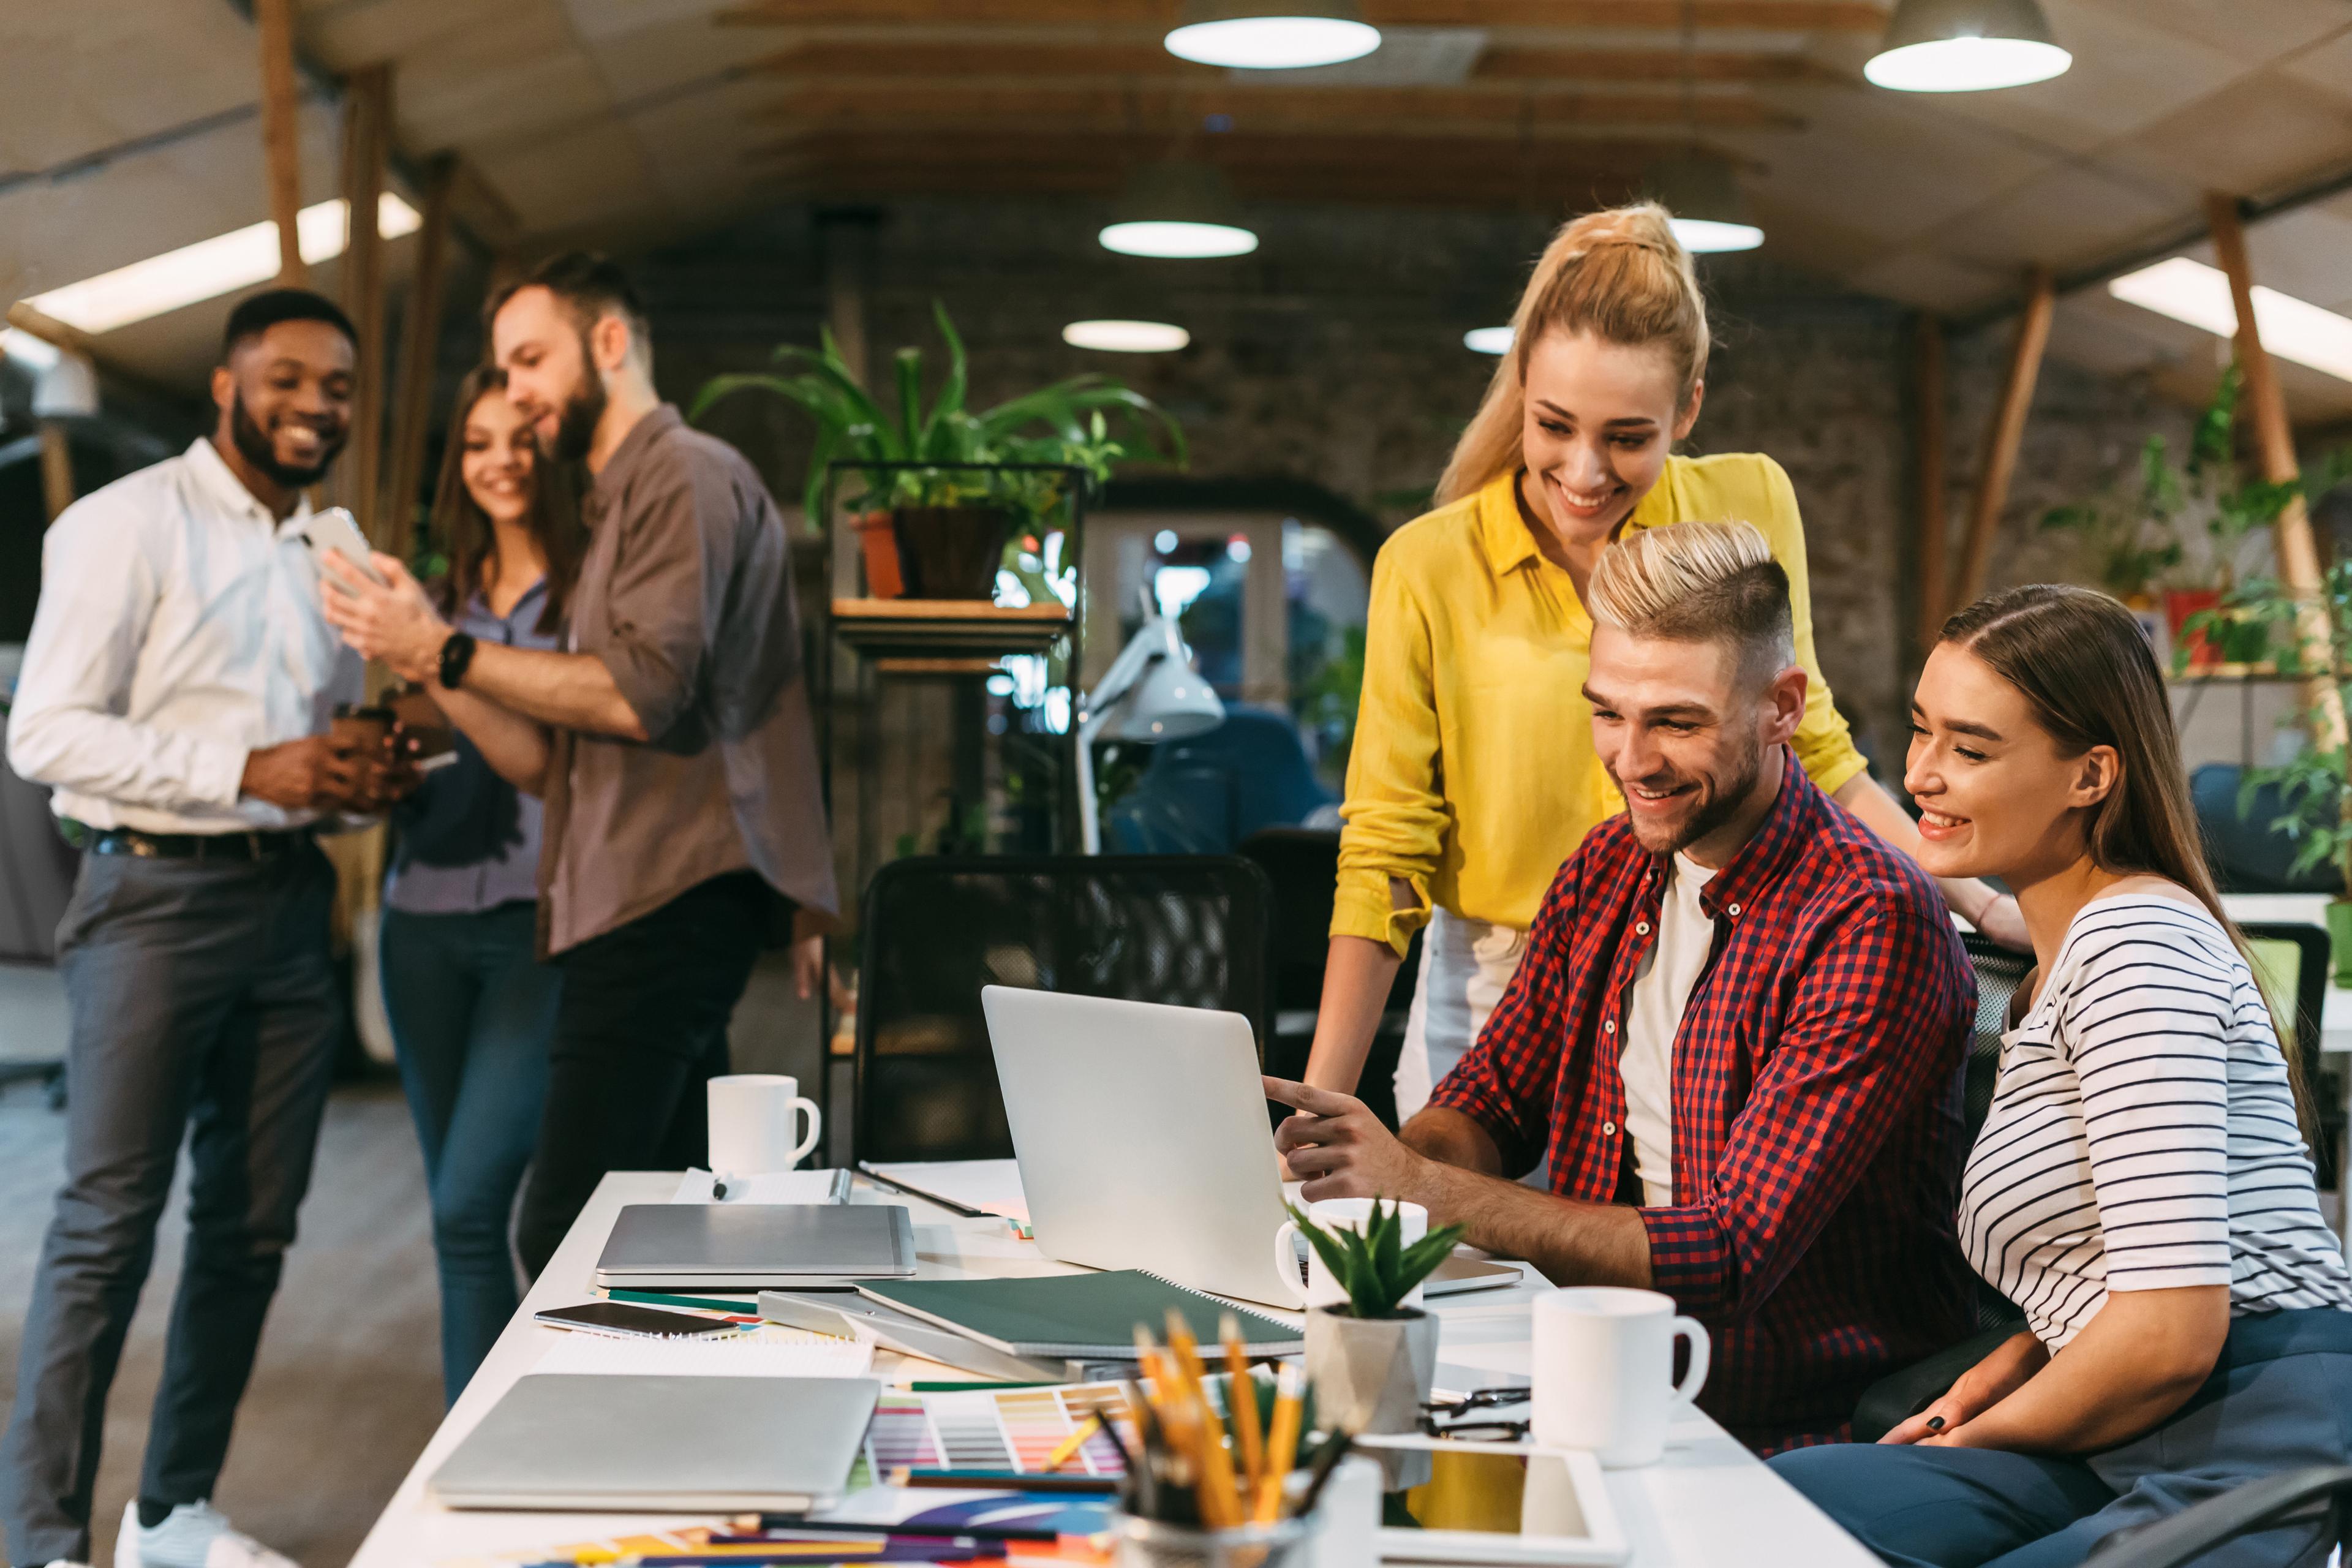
[856,1269,1303,1359]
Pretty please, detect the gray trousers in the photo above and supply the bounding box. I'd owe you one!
[0,845,340,1568]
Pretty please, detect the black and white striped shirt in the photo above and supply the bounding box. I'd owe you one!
[1959,894,2352,1348]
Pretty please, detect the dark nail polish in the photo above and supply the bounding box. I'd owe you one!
[1925,1415,1945,1432]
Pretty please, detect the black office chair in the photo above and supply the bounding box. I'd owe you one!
[851,854,1276,1163]
[2081,1464,2352,1567]
[2241,920,2339,1192]
[1852,930,2034,1441]
[1235,826,1416,1133]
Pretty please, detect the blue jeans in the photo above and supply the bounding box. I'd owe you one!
[379,902,559,1405]
[1769,1308,2352,1568]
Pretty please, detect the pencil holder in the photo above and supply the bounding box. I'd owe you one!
[1112,1511,1314,1568]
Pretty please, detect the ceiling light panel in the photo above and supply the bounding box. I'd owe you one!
[2108,257,2352,385]
[21,194,421,336]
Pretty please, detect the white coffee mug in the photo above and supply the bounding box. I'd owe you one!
[707,1074,821,1174]
[1272,1198,1428,1309]
[1530,1286,1709,1468]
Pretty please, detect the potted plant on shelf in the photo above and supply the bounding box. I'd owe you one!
[690,301,1185,600]
[1290,1199,1464,1492]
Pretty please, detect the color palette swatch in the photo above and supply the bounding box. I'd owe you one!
[845,1382,1136,1491]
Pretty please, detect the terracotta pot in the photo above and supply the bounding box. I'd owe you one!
[854,510,904,600]
[2165,588,2222,670]
[1304,1306,1436,1491]
[892,505,1012,600]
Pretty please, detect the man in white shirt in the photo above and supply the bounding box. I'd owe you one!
[1,290,405,1568]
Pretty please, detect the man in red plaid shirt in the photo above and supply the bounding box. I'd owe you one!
[1269,521,1976,1452]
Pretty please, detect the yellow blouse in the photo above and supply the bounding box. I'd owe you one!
[1333,454,1869,956]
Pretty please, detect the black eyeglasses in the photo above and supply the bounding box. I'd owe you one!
[1417,1387,1531,1441]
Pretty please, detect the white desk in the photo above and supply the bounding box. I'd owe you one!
[350,1170,1877,1568]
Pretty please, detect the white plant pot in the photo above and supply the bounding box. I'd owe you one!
[1303,1306,1436,1491]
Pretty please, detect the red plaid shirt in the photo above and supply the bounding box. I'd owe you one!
[1428,759,1977,1451]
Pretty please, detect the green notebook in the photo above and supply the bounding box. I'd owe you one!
[856,1270,1303,1359]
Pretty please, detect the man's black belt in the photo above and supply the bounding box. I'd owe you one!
[63,821,315,861]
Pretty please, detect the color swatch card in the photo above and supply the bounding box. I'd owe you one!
[846,1382,1135,1491]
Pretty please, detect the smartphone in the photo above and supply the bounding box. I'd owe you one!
[532,1300,746,1340]
[301,506,388,588]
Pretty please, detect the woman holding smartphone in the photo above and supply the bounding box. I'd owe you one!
[380,366,583,1404]
[1305,200,2022,1117]
[1771,584,2352,1566]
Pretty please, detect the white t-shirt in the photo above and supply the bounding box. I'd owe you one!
[1621,853,1717,1206]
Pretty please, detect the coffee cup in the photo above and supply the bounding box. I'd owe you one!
[1273,1198,1428,1309]
[707,1074,822,1174]
[1530,1286,1709,1467]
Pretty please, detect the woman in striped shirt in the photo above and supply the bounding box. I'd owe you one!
[1772,584,2352,1568]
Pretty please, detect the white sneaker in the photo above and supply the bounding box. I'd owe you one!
[40,1559,93,1568]
[114,1500,299,1568]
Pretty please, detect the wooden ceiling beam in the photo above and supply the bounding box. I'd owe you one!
[746,83,1801,131]
[741,38,1836,83]
[717,1,1885,30]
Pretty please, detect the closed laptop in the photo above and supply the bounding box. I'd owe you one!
[593,1203,918,1289]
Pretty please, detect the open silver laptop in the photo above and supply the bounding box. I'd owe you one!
[981,987,1518,1308]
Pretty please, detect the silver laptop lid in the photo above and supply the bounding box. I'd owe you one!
[594,1203,917,1288]
[429,1373,880,1511]
[981,987,1295,1307]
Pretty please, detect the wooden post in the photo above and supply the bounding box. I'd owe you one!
[1954,266,2055,610]
[383,154,457,567]
[255,0,307,284]
[38,423,75,522]
[2205,190,2348,756]
[1913,312,1948,650]
[341,65,393,541]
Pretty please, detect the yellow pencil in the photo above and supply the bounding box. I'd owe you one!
[1223,1315,1265,1491]
[1042,1413,1101,1473]
[1255,1363,1303,1524]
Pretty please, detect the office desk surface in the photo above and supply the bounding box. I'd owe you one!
[348,1169,1875,1568]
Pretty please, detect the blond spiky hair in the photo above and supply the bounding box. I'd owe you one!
[1586,520,1795,679]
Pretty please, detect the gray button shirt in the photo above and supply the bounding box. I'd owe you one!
[538,405,837,956]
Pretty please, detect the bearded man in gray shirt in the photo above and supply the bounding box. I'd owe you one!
[325,253,837,1275]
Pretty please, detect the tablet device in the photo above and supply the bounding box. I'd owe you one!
[302,506,388,587]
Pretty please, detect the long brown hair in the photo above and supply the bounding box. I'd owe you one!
[429,364,584,633]
[1435,200,1709,506]
[1942,583,2316,1136]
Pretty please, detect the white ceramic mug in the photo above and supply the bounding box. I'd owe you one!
[1530,1286,1709,1468]
[1272,1198,1428,1309]
[707,1074,821,1174]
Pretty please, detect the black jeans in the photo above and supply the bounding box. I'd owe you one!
[1,847,339,1568]
[514,872,770,1277]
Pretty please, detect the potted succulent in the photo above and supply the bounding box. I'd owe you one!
[1290,1199,1465,1492]
[691,301,1185,600]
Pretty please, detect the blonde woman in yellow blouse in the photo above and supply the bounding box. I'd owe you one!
[1306,202,2024,1115]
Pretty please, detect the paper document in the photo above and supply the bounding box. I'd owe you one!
[671,1166,851,1204]
[533,1325,874,1379]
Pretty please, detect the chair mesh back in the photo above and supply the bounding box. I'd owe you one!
[1960,932,2033,1138]
[854,855,1276,1163]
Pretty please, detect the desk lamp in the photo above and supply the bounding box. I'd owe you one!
[1075,591,1224,853]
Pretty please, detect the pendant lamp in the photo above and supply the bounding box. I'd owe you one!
[1164,0,1381,70]
[1099,162,1259,259]
[1865,0,2071,92]
[1646,151,1763,254]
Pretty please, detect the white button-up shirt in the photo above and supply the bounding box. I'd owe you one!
[6,437,361,834]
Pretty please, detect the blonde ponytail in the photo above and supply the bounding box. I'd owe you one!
[1436,202,1711,505]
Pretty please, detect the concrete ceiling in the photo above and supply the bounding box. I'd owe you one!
[5,0,2352,420]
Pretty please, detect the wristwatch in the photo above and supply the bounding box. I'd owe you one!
[437,630,478,692]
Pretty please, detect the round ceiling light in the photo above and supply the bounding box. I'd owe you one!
[1165,0,1380,69]
[1064,319,1192,353]
[1099,161,1259,259]
[1645,151,1765,254]
[1463,326,1513,355]
[1864,0,2070,92]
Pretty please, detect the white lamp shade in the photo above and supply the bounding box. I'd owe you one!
[1112,650,1226,741]
[1101,160,1260,259]
[1645,151,1764,254]
[1865,0,2070,91]
[1165,0,1381,69]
